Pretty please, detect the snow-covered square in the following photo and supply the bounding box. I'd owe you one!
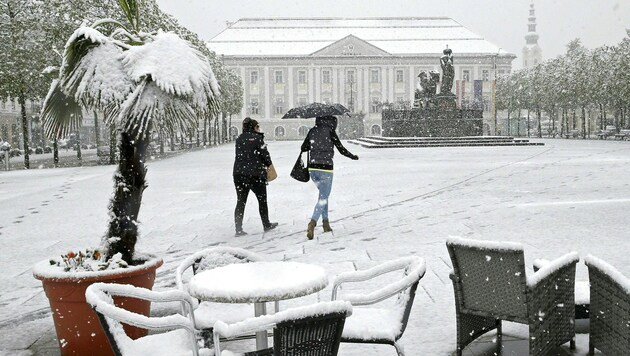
[1,138,628,355]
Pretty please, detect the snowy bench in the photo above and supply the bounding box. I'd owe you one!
[597,126,617,139]
[564,129,580,139]
[614,129,630,140]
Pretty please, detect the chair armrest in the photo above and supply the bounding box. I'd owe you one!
[532,258,551,272]
[527,252,579,288]
[331,256,425,301]
[86,283,197,332]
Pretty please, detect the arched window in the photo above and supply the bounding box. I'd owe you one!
[229,126,239,139]
[274,126,285,138]
[371,125,382,136]
[298,126,310,138]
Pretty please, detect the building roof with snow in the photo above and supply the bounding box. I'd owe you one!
[207,17,514,58]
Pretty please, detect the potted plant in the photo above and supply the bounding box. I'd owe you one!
[32,1,220,354]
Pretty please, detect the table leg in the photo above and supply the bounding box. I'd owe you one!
[254,302,268,349]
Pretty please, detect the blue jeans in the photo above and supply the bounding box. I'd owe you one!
[310,170,333,222]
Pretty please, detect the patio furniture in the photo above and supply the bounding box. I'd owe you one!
[446,236,579,356]
[213,301,352,356]
[584,255,630,355]
[534,258,590,320]
[175,247,266,345]
[85,282,209,356]
[188,260,329,350]
[330,256,426,356]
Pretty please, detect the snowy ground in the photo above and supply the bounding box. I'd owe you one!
[1,138,629,355]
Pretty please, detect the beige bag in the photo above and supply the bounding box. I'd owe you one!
[266,164,278,182]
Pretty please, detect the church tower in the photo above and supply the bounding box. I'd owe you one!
[522,1,542,68]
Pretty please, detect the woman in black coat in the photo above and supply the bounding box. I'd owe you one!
[233,118,277,236]
[300,115,358,239]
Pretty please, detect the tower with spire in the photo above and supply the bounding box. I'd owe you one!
[522,1,542,68]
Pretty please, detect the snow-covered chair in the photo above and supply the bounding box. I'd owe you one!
[213,301,352,356]
[330,256,426,356]
[85,282,210,356]
[584,255,630,355]
[175,247,270,345]
[534,258,590,319]
[446,236,579,356]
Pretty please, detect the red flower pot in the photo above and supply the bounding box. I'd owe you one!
[33,255,163,355]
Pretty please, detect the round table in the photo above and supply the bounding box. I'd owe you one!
[188,261,329,349]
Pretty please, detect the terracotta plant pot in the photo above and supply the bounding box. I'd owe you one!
[33,254,163,356]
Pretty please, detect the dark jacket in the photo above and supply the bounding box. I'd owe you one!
[300,116,356,170]
[233,129,272,179]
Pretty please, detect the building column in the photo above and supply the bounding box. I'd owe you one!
[240,67,247,121]
[287,67,294,110]
[264,66,271,120]
[308,67,315,103]
[314,67,321,102]
[338,68,345,106]
[363,68,369,113]
[356,67,363,112]
[408,65,415,102]
[332,68,338,103]
[387,66,394,103]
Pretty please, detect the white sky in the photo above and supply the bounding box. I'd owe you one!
[155,0,629,69]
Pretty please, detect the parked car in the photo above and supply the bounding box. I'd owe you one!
[10,148,22,157]
[35,147,43,154]
[44,146,52,153]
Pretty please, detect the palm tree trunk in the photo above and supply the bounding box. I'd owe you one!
[109,126,116,165]
[536,108,542,138]
[53,138,59,167]
[105,131,149,263]
[19,91,30,169]
[527,109,531,138]
[94,111,100,157]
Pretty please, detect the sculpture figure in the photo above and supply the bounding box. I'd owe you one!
[440,47,454,95]
[414,71,441,107]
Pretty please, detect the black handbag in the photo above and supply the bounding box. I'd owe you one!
[290,152,310,182]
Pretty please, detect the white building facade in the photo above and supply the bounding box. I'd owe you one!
[207,17,515,139]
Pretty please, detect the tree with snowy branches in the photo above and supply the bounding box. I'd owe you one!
[40,0,221,264]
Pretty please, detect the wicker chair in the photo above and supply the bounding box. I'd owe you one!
[85,282,210,356]
[584,255,630,355]
[330,256,426,356]
[212,301,352,356]
[446,236,579,356]
[175,247,272,345]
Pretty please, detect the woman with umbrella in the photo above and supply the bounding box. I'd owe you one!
[300,115,359,240]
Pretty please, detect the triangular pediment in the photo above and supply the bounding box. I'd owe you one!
[311,35,391,57]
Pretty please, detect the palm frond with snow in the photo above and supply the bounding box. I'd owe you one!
[40,80,83,139]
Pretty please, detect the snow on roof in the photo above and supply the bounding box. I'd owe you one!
[207,17,510,57]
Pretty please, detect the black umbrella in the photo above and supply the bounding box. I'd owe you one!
[282,102,350,119]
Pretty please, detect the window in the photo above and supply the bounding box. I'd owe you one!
[396,70,404,83]
[250,71,258,84]
[298,70,307,84]
[274,126,285,137]
[462,70,470,82]
[11,100,16,111]
[322,97,331,104]
[370,97,381,113]
[371,125,382,136]
[274,97,284,115]
[274,70,283,84]
[346,70,355,84]
[298,97,308,106]
[322,70,331,84]
[498,69,506,76]
[370,69,380,83]
[396,96,404,103]
[482,70,490,82]
[250,98,259,115]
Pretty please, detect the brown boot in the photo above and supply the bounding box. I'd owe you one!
[322,219,333,233]
[307,220,316,240]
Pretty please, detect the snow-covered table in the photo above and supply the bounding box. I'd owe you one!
[188,261,329,350]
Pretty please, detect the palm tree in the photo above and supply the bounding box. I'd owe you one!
[40,0,220,264]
